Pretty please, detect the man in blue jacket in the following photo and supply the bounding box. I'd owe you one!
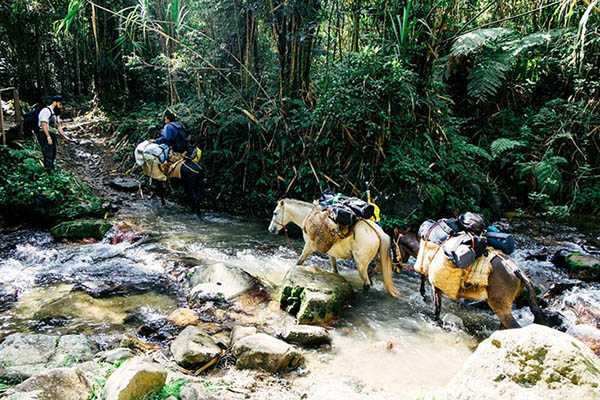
[150,110,188,153]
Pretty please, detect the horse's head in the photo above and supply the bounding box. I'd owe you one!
[268,200,285,234]
[392,227,420,264]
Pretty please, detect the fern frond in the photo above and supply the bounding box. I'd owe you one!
[467,50,514,102]
[490,138,526,158]
[511,30,563,56]
[451,28,513,57]
[463,143,492,160]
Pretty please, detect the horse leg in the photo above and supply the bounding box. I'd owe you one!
[368,257,381,281]
[296,242,315,266]
[329,256,338,274]
[488,296,521,329]
[182,164,204,214]
[420,275,427,302]
[358,260,372,291]
[487,257,522,329]
[155,182,166,206]
[433,286,442,321]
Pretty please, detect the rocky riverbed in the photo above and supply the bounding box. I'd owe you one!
[1,198,599,399]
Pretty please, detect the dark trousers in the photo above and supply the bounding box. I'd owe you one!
[36,130,57,172]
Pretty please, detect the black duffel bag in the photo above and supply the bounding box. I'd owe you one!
[343,198,374,220]
[330,205,356,226]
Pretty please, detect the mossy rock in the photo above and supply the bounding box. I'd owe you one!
[51,218,112,240]
[280,265,353,325]
[553,250,600,282]
[564,252,600,282]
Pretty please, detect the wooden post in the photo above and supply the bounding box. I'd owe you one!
[0,98,5,145]
[13,89,23,138]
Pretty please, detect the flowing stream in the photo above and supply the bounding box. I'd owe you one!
[1,199,599,397]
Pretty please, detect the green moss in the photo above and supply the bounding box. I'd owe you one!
[51,218,112,240]
[566,252,600,272]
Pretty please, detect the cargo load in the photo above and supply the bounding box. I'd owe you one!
[442,233,487,269]
[318,190,374,226]
[485,231,515,255]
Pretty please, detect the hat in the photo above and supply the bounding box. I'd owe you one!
[52,95,65,104]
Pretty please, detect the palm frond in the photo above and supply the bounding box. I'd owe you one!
[450,28,513,57]
[490,138,526,158]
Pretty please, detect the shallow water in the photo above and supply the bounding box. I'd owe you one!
[1,200,599,395]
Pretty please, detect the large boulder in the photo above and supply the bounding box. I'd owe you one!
[51,218,112,240]
[282,325,332,347]
[231,333,304,373]
[170,326,222,368]
[280,265,353,325]
[552,250,600,282]
[53,335,97,366]
[12,368,93,400]
[444,324,600,399]
[103,358,167,400]
[188,263,258,303]
[0,333,57,368]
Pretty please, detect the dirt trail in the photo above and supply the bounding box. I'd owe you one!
[58,108,139,202]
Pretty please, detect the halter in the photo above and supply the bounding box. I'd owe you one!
[274,201,298,254]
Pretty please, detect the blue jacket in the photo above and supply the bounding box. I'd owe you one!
[154,122,187,152]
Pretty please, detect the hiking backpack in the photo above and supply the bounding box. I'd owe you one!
[170,123,188,153]
[23,106,50,137]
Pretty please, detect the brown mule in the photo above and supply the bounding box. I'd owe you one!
[393,230,557,329]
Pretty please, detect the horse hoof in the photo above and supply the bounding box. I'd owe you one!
[363,284,371,291]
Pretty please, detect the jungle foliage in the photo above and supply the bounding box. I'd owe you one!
[1,0,599,225]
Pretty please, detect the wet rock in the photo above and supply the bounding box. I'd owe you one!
[103,358,167,400]
[189,263,258,303]
[442,313,465,330]
[568,324,600,357]
[0,333,57,368]
[282,325,332,347]
[95,348,135,364]
[231,333,304,373]
[280,265,353,325]
[444,324,600,399]
[170,326,222,368]
[167,308,199,327]
[53,335,97,366]
[71,281,124,298]
[51,218,112,240]
[110,177,140,192]
[552,250,600,282]
[0,283,17,312]
[230,325,257,345]
[12,368,93,400]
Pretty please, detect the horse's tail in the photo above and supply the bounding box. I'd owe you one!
[372,222,401,298]
[513,267,549,325]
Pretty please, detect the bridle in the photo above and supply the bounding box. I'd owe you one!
[273,201,298,254]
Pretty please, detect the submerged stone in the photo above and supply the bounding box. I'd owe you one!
[51,218,112,240]
[167,308,199,327]
[188,263,259,303]
[280,265,353,325]
[231,333,304,373]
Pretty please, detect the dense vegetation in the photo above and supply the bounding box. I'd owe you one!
[0,142,104,223]
[1,0,599,226]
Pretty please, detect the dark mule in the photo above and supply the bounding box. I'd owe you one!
[393,230,559,329]
[155,160,206,214]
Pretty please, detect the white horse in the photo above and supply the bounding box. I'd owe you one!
[268,199,401,298]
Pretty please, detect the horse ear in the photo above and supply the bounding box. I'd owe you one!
[394,227,399,236]
[279,199,284,206]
